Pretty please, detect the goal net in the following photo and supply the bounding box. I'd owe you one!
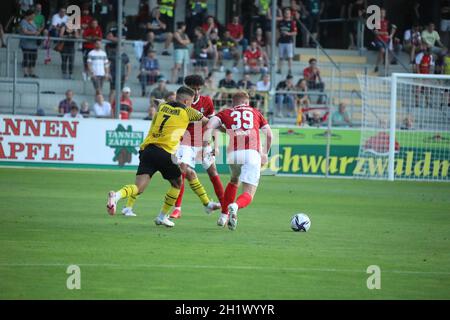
[357,73,450,181]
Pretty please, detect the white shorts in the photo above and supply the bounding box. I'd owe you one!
[176,145,215,170]
[227,149,261,187]
[441,19,450,32]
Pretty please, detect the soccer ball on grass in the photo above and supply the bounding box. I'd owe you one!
[291,213,311,232]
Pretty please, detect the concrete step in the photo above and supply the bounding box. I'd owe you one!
[295,53,367,64]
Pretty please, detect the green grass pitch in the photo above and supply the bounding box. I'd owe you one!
[0,167,449,299]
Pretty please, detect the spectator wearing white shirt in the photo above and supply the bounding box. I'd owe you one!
[87,40,110,94]
[93,93,112,118]
[64,105,84,119]
[403,24,422,63]
[256,74,271,92]
[50,8,68,37]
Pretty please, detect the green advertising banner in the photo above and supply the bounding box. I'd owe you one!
[210,128,450,180]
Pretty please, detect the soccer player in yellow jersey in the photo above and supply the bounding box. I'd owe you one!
[106,86,220,227]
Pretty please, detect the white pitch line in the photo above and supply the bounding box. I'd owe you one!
[0,263,449,276]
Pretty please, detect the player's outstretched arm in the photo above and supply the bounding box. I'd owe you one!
[203,116,221,148]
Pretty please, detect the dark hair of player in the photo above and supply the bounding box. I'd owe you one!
[176,86,195,98]
[184,75,205,87]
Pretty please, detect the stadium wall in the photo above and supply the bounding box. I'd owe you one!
[0,116,448,180]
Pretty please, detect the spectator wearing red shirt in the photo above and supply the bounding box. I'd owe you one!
[415,44,434,74]
[82,19,103,81]
[243,40,267,74]
[201,16,219,36]
[303,58,325,104]
[226,16,248,51]
[112,87,133,120]
[373,8,396,73]
[80,8,93,32]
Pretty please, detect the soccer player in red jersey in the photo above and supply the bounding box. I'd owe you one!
[170,75,224,219]
[203,91,273,230]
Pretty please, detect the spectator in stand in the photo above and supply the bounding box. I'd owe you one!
[265,0,283,56]
[218,69,238,89]
[93,93,112,118]
[19,10,39,78]
[59,24,80,80]
[111,87,133,120]
[208,29,220,70]
[147,7,173,56]
[159,0,176,33]
[141,32,154,60]
[187,0,208,38]
[277,7,297,76]
[303,58,325,104]
[34,3,46,33]
[244,40,268,74]
[347,0,365,50]
[295,78,310,109]
[137,0,151,39]
[87,40,110,94]
[150,77,170,100]
[164,91,176,102]
[421,22,447,56]
[256,73,271,92]
[193,27,213,78]
[139,49,160,97]
[217,30,240,73]
[109,44,131,102]
[238,73,255,90]
[171,22,191,84]
[218,69,238,104]
[105,22,128,61]
[332,102,352,127]
[58,90,78,116]
[202,16,219,36]
[403,24,422,64]
[306,110,327,127]
[82,19,103,81]
[49,7,68,37]
[80,101,91,118]
[441,0,450,48]
[255,27,269,64]
[64,105,84,119]
[275,75,296,117]
[373,8,396,73]
[415,43,434,74]
[227,15,248,51]
[304,0,324,47]
[80,8,94,33]
[95,0,113,33]
[143,104,157,120]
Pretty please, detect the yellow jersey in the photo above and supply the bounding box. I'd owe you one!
[140,101,204,154]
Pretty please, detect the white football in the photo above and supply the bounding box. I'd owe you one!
[291,213,311,232]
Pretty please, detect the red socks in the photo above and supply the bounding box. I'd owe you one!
[222,182,238,213]
[209,174,224,205]
[174,173,186,208]
[236,192,253,209]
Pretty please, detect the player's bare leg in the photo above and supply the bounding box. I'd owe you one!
[217,168,240,227]
[155,176,182,228]
[107,174,150,216]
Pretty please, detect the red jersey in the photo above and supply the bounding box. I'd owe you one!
[112,97,133,120]
[244,49,262,67]
[226,23,244,39]
[80,15,93,29]
[182,95,215,147]
[376,19,390,43]
[418,53,433,74]
[83,26,103,50]
[216,105,268,153]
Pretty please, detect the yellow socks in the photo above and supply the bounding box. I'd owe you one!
[188,178,210,206]
[161,186,181,214]
[126,194,138,208]
[117,184,139,200]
